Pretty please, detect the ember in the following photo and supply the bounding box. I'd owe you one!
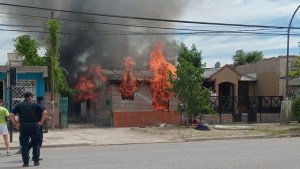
[150,43,176,111]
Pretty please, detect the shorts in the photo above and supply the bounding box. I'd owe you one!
[0,124,8,135]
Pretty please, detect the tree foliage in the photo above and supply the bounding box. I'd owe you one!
[291,96,300,121]
[232,49,264,66]
[46,18,74,97]
[170,43,213,123]
[14,35,45,66]
[289,56,300,77]
[13,19,74,97]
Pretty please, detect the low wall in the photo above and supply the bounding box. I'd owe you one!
[257,113,280,123]
[201,113,281,124]
[202,114,233,124]
[113,111,182,127]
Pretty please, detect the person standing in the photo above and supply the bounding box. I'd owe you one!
[28,96,48,160]
[9,92,47,167]
[0,99,11,156]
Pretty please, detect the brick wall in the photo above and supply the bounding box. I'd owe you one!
[257,114,280,123]
[202,114,233,124]
[45,92,60,128]
[113,111,182,127]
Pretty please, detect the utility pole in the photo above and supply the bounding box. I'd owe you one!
[7,67,16,142]
[50,11,55,130]
[282,5,300,125]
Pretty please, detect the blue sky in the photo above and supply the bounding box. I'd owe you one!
[0,0,300,68]
[178,0,300,67]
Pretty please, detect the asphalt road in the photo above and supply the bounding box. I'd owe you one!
[1,137,299,169]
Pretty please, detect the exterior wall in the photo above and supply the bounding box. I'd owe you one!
[254,72,279,96]
[236,58,280,74]
[111,83,178,112]
[113,111,182,127]
[202,114,233,124]
[45,92,60,128]
[258,114,281,123]
[236,57,283,96]
[0,72,45,109]
[111,83,152,112]
[211,66,240,97]
[201,113,280,124]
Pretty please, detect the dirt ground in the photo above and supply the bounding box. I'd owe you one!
[130,123,300,140]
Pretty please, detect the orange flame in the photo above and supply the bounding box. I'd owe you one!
[119,57,138,99]
[74,64,107,102]
[150,43,176,111]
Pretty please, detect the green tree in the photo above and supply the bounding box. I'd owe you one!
[13,20,74,97]
[170,44,213,125]
[232,49,264,66]
[46,18,74,97]
[289,56,300,77]
[13,35,45,66]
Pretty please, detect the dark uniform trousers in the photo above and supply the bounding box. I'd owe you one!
[20,123,40,163]
[28,126,43,149]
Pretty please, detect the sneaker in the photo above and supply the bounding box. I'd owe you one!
[23,163,29,167]
[34,161,40,166]
[6,150,11,156]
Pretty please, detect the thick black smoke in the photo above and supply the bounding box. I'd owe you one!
[1,0,187,75]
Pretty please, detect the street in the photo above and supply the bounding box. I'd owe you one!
[1,137,300,169]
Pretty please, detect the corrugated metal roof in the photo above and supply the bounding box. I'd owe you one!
[103,69,153,81]
[203,68,221,79]
[240,74,257,81]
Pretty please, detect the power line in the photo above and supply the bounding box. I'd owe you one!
[1,11,290,34]
[1,27,300,36]
[0,2,299,30]
[0,23,287,35]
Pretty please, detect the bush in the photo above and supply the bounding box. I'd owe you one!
[291,96,300,121]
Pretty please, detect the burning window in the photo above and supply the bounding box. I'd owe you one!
[119,57,138,100]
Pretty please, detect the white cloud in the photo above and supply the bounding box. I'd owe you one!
[178,0,300,67]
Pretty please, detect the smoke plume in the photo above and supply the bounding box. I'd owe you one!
[1,0,187,75]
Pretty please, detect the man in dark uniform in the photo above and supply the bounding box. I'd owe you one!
[9,92,47,167]
[28,96,47,160]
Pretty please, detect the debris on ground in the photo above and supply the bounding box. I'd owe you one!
[195,123,210,131]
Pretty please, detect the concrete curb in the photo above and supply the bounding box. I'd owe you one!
[185,134,300,142]
[3,134,300,151]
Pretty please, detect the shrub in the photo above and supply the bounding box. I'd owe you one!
[291,96,300,121]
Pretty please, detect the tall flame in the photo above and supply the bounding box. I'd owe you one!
[150,43,176,111]
[119,57,138,99]
[74,64,107,102]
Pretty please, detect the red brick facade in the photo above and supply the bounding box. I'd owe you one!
[113,111,182,127]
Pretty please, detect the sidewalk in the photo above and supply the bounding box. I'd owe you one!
[1,123,299,150]
[0,127,182,150]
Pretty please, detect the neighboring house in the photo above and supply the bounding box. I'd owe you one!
[202,56,298,124]
[0,53,61,128]
[0,53,48,108]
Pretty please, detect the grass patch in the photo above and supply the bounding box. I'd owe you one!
[255,129,288,135]
[288,127,300,134]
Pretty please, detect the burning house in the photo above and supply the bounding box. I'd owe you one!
[73,44,181,127]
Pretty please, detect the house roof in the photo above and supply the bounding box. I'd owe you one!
[204,68,220,79]
[0,66,48,77]
[204,65,257,82]
[103,69,153,81]
[240,74,257,81]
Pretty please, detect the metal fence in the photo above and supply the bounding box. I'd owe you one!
[209,96,283,124]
